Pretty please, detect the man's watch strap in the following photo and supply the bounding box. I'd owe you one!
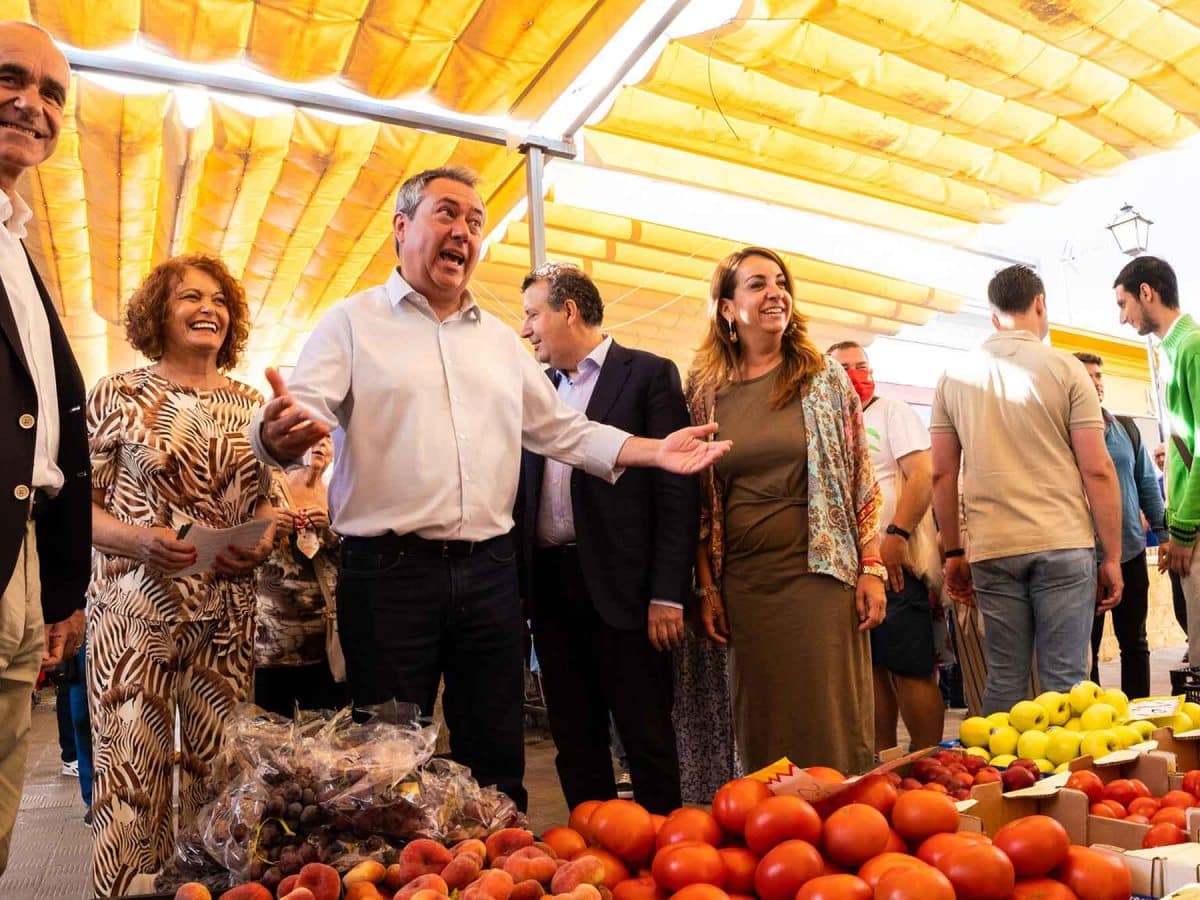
[885,523,911,540]
[944,548,966,559]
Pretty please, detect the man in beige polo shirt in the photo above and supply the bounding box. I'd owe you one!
[930,265,1123,714]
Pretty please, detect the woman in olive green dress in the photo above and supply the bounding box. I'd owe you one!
[683,246,886,776]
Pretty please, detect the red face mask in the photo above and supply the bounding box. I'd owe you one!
[846,368,875,406]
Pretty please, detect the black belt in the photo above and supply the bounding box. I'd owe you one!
[30,489,50,522]
[534,543,578,556]
[342,531,508,560]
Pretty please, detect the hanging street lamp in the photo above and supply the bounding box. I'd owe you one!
[1107,203,1153,257]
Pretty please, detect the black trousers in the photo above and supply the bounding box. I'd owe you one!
[1090,551,1151,699]
[532,546,681,814]
[254,663,349,719]
[336,532,527,810]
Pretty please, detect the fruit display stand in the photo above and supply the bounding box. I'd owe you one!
[1152,727,1200,778]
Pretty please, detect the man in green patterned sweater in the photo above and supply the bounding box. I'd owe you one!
[1114,256,1200,662]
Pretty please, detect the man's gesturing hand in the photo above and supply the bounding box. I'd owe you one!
[653,423,732,475]
[260,367,331,463]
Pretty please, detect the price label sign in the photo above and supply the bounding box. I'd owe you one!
[1127,696,1184,720]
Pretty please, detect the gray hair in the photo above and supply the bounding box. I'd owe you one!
[394,166,481,218]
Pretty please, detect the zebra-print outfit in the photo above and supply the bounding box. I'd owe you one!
[85,368,270,898]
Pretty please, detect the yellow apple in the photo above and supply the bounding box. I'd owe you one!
[1010,700,1050,733]
[1034,691,1072,727]
[1168,712,1195,732]
[1017,730,1050,760]
[1069,681,1103,715]
[990,754,1017,769]
[1098,688,1130,719]
[1065,717,1083,731]
[1183,702,1200,726]
[1112,725,1143,748]
[1080,703,1117,732]
[989,725,1021,756]
[1054,761,1072,774]
[960,716,992,749]
[1128,719,1156,741]
[986,711,1011,729]
[1033,758,1055,774]
[1045,730,1082,765]
[964,746,991,761]
[1080,729,1121,758]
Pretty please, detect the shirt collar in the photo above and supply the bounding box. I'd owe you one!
[387,268,481,322]
[1164,313,1190,344]
[564,335,612,384]
[986,329,1041,343]
[0,189,32,239]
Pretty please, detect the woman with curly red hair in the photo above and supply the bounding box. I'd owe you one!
[85,253,273,897]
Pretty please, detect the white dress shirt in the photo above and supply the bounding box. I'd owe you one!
[536,336,612,547]
[0,190,62,494]
[250,270,629,541]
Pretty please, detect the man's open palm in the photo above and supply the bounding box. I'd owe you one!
[260,367,331,462]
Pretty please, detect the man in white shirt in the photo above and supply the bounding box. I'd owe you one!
[250,166,728,809]
[0,21,91,872]
[829,341,944,751]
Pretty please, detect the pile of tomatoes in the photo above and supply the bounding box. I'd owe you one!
[1066,768,1200,848]
[555,774,1133,900]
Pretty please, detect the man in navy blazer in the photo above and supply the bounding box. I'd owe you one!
[0,21,90,873]
[515,263,698,814]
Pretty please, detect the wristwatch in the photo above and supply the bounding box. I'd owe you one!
[885,523,911,540]
[860,562,886,580]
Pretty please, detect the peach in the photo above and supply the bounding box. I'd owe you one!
[218,886,273,900]
[277,875,299,897]
[486,829,535,863]
[554,886,602,900]
[463,869,516,900]
[405,891,451,900]
[541,829,587,861]
[394,839,455,883]
[176,885,213,900]
[534,843,559,859]
[280,890,316,900]
[442,853,484,889]
[493,856,510,871]
[453,839,488,861]
[512,880,546,900]
[395,874,452,900]
[342,885,386,900]
[504,849,558,885]
[345,860,388,886]
[296,862,342,900]
[550,858,607,895]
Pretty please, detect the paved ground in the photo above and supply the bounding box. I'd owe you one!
[0,646,1182,899]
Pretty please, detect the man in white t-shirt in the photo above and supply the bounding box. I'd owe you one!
[830,341,944,751]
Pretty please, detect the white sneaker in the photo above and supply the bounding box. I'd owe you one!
[61,760,79,777]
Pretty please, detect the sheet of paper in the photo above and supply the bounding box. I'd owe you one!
[174,519,272,578]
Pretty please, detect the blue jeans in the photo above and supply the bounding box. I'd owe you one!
[970,548,1096,714]
[67,638,93,807]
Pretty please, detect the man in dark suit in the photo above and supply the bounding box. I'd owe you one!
[0,21,91,873]
[516,263,697,814]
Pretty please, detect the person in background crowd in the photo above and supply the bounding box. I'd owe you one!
[514,262,697,814]
[248,166,730,812]
[1153,442,1189,645]
[254,435,348,716]
[1074,352,1166,699]
[1114,257,1200,665]
[931,265,1123,714]
[828,341,944,751]
[87,254,274,897]
[0,20,90,876]
[688,246,885,775]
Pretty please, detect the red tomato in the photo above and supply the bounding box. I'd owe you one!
[805,766,846,784]
[1182,769,1200,797]
[1159,789,1197,810]
[671,886,730,900]
[794,873,872,900]
[743,796,822,855]
[650,815,666,835]
[1143,822,1188,848]
[916,832,991,869]
[1010,878,1081,899]
[715,847,757,894]
[991,815,1070,880]
[820,803,890,868]
[1129,779,1151,799]
[574,847,630,889]
[1053,846,1133,900]
[856,853,930,890]
[938,842,1016,900]
[923,782,950,794]
[570,800,604,843]
[1065,771,1104,805]
[651,841,727,892]
[1099,800,1127,819]
[841,774,899,817]
[542,827,588,860]
[1101,779,1137,809]
[1126,797,1161,818]
[711,779,772,837]
[1125,814,1151,825]
[890,790,960,844]
[590,800,656,867]
[873,865,955,900]
[881,829,906,853]
[612,877,667,900]
[752,839,823,900]
[1152,806,1187,828]
[657,809,723,849]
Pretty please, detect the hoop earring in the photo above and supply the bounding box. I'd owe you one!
[727,319,738,344]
